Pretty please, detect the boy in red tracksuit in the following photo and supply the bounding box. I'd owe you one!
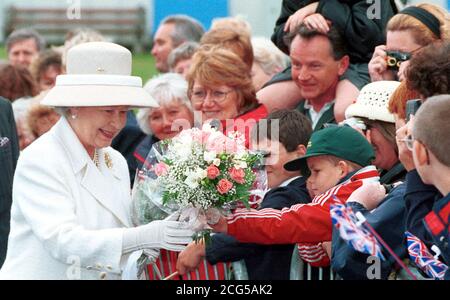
[212,125,380,267]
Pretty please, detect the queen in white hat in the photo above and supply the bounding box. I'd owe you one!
[0,42,193,280]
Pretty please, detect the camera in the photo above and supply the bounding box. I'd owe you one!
[385,50,411,70]
[405,99,422,122]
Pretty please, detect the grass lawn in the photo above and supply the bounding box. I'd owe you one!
[0,46,158,83]
[0,46,6,59]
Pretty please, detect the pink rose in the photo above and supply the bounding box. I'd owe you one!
[207,165,220,179]
[154,162,169,176]
[229,167,246,184]
[217,179,233,195]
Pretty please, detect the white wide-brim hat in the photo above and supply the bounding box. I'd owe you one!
[41,42,158,108]
[345,81,401,123]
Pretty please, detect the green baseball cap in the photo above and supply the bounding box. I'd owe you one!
[284,125,375,173]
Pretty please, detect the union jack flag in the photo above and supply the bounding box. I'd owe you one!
[405,231,448,280]
[330,198,385,260]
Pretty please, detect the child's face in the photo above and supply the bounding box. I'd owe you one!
[307,156,345,196]
[254,139,300,189]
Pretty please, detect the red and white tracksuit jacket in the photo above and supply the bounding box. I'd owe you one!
[227,166,380,267]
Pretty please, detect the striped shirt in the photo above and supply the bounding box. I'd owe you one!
[227,166,380,266]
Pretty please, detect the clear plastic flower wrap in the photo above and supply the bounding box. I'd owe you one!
[131,124,268,243]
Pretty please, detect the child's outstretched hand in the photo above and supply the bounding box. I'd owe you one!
[346,181,386,210]
[176,240,206,275]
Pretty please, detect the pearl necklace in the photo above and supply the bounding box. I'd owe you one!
[93,149,100,168]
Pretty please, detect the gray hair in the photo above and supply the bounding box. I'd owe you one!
[162,15,205,47]
[252,37,288,75]
[6,28,46,53]
[168,41,199,70]
[136,73,192,135]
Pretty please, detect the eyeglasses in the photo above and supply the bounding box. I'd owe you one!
[398,134,414,151]
[190,89,234,104]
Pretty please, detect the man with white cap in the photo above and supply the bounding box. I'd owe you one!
[0,42,193,280]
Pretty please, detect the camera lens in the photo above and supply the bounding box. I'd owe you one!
[387,56,397,67]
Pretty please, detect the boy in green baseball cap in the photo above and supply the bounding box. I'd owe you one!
[208,125,383,267]
[284,125,375,197]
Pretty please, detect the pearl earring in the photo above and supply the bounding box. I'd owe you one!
[71,114,77,119]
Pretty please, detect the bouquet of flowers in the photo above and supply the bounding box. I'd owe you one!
[131,123,267,243]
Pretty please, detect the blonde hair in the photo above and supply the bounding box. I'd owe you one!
[211,15,252,37]
[27,103,60,137]
[387,3,450,45]
[187,46,258,115]
[200,28,253,70]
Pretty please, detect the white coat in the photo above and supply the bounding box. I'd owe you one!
[0,117,133,280]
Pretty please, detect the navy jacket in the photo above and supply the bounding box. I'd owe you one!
[331,184,408,279]
[205,176,311,280]
[380,162,406,185]
[133,134,160,171]
[0,97,19,267]
[111,111,146,187]
[404,170,442,247]
[271,0,397,63]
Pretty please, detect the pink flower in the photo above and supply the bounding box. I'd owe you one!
[217,179,233,195]
[207,165,220,180]
[229,167,246,184]
[154,162,169,176]
[224,138,239,154]
[206,132,227,153]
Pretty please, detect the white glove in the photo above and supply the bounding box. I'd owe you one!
[122,220,194,254]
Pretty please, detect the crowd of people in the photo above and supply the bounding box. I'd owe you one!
[0,1,449,280]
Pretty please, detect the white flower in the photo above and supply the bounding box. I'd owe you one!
[172,142,191,161]
[234,151,247,160]
[234,160,247,169]
[202,123,214,133]
[184,167,207,189]
[184,175,199,189]
[196,167,207,180]
[213,158,221,167]
[204,151,217,163]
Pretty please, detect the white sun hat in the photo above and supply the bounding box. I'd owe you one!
[345,81,401,123]
[41,42,158,108]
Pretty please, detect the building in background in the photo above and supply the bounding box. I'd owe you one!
[0,0,447,47]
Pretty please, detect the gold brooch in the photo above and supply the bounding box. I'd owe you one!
[104,152,113,169]
[93,149,113,170]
